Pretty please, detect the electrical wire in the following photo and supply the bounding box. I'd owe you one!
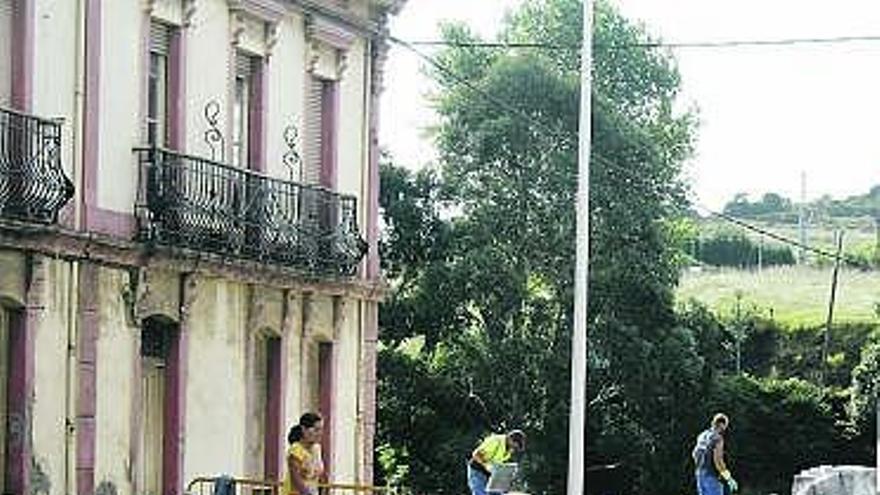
[403,34,880,51]
[694,205,869,268]
[386,36,872,269]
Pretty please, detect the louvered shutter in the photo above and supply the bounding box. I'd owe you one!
[0,0,12,105]
[150,21,171,55]
[236,52,254,80]
[303,77,324,186]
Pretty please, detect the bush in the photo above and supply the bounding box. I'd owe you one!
[696,233,795,268]
[703,375,853,495]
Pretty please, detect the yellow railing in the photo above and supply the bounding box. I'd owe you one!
[185,476,392,495]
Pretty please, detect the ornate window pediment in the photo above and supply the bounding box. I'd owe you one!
[228,0,286,56]
[144,0,196,27]
[305,16,357,80]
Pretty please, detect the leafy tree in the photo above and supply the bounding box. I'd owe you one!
[376,1,702,494]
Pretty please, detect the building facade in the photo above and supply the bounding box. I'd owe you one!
[0,0,403,494]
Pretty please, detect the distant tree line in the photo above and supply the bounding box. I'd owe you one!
[723,185,880,221]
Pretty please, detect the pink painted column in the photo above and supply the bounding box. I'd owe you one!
[81,0,101,231]
[11,0,34,111]
[265,337,283,480]
[163,325,185,495]
[320,80,339,190]
[164,275,192,495]
[76,263,99,495]
[6,303,32,495]
[249,58,268,173]
[168,28,187,151]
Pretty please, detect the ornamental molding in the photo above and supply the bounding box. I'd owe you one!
[305,15,357,77]
[227,0,287,22]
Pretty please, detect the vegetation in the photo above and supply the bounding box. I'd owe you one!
[374,1,879,495]
[723,186,880,222]
[678,266,880,327]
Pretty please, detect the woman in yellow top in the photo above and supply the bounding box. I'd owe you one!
[284,412,325,495]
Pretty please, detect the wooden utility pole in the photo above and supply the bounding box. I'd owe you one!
[821,231,843,384]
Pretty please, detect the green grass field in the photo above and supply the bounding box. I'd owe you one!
[677,266,880,327]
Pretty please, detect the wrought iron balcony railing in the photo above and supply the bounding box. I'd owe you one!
[0,107,74,224]
[135,147,367,277]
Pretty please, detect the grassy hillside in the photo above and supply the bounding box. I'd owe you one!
[677,266,880,327]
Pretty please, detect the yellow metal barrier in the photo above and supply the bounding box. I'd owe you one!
[185,476,392,495]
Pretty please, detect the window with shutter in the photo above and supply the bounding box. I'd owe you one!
[304,77,338,189]
[304,77,324,185]
[0,0,13,106]
[233,52,259,169]
[147,22,172,147]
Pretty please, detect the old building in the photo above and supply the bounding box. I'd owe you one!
[0,0,403,493]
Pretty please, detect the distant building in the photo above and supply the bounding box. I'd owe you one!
[0,0,404,493]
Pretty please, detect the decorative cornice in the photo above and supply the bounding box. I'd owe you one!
[230,9,248,47]
[305,15,357,77]
[227,0,286,22]
[183,0,197,27]
[266,21,281,56]
[306,15,356,51]
[0,220,389,301]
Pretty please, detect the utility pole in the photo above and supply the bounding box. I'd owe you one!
[873,214,879,266]
[822,230,844,385]
[797,171,807,263]
[568,1,592,494]
[757,237,763,274]
[734,291,743,375]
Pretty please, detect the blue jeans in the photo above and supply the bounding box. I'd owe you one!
[696,470,723,495]
[467,463,501,495]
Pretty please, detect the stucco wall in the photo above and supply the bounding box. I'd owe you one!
[34,0,78,182]
[96,0,142,214]
[183,277,249,481]
[333,299,361,484]
[185,0,231,160]
[284,293,304,436]
[31,258,73,495]
[93,267,137,494]
[337,39,366,216]
[0,250,26,307]
[266,13,307,182]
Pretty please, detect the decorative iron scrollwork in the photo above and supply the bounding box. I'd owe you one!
[0,107,74,224]
[135,147,366,277]
[203,100,225,163]
[282,124,302,182]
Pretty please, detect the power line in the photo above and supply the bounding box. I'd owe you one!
[403,34,880,51]
[696,205,869,268]
[388,35,871,269]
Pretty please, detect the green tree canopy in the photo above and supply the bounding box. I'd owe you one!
[377,1,701,493]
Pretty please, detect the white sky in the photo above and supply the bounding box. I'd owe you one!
[380,1,880,210]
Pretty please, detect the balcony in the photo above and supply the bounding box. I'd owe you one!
[135,147,367,277]
[0,107,74,224]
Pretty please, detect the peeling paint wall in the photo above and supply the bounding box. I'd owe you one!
[183,277,249,480]
[93,267,136,494]
[31,259,73,495]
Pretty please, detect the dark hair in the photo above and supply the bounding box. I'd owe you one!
[288,412,323,444]
[508,429,526,451]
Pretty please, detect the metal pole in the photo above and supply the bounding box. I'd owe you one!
[568,1,592,494]
[821,230,843,385]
